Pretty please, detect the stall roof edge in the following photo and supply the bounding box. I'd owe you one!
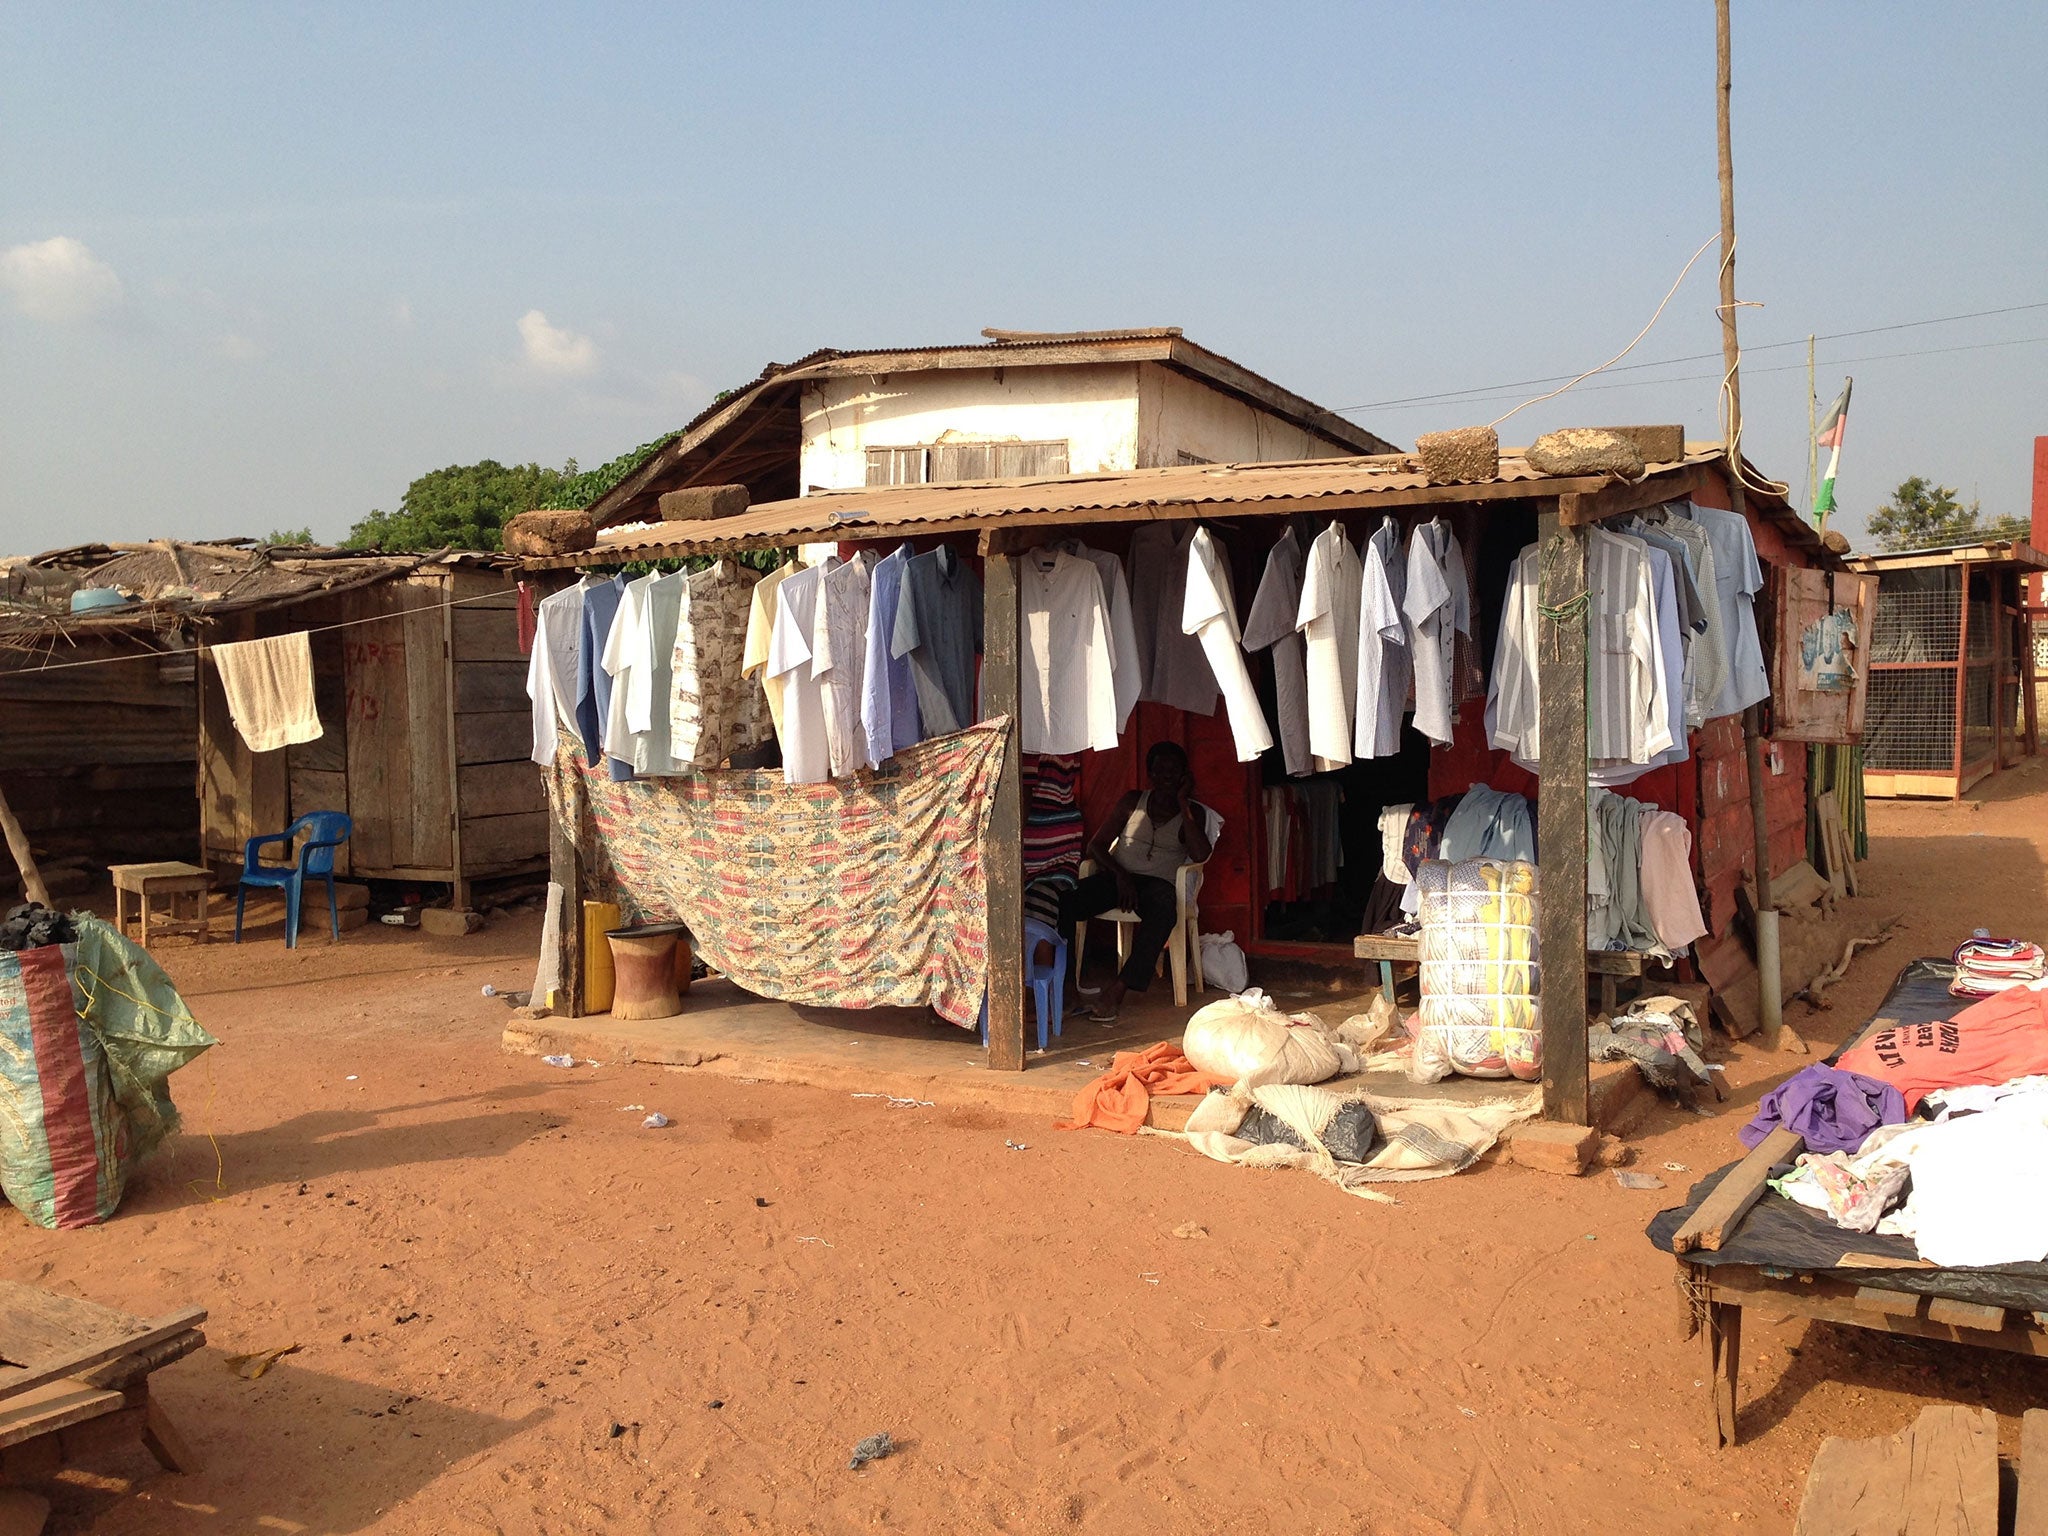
[1845,539,2048,572]
[532,445,1834,571]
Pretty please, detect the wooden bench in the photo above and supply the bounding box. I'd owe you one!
[1353,934,1649,1012]
[1686,1259,2048,1452]
[0,1280,206,1516]
[108,862,214,947]
[1794,1401,2046,1534]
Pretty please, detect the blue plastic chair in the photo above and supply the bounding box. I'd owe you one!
[979,917,1067,1052]
[234,811,354,948]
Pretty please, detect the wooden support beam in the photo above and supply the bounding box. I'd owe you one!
[981,552,1027,1072]
[1556,462,1712,527]
[1535,502,1590,1124]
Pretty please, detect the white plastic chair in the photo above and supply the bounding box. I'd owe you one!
[1073,805,1222,1008]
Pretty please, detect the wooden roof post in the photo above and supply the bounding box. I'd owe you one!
[1536,499,1590,1124]
[980,541,1027,1071]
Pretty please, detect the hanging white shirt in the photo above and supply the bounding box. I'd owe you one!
[814,550,878,778]
[1055,540,1142,733]
[600,574,657,768]
[1295,522,1362,771]
[1404,518,1470,747]
[766,561,834,785]
[526,581,591,766]
[1241,525,1311,777]
[1590,538,1684,785]
[1353,527,1408,758]
[1019,548,1119,754]
[1181,527,1272,762]
[631,570,688,775]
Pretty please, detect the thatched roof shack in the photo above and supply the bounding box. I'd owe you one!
[0,540,539,906]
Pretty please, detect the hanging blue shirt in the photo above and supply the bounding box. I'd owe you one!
[575,574,630,776]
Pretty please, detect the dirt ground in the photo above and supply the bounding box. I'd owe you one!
[8,763,2048,1535]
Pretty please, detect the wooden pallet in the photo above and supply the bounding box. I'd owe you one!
[1795,1402,2047,1534]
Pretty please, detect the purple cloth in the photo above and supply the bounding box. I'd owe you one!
[1738,1063,1907,1155]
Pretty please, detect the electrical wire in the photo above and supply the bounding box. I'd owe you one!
[1351,332,2048,414]
[1337,298,2048,414]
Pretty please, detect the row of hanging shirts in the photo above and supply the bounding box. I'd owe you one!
[526,496,1771,789]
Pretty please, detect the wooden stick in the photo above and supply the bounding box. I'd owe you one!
[0,782,51,908]
[1672,1127,1802,1254]
[0,1308,207,1404]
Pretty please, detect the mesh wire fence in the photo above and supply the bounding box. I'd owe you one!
[1864,668,1958,771]
[1870,578,1961,663]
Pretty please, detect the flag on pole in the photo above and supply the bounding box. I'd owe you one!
[1812,377,1852,524]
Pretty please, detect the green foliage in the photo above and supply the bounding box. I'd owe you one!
[534,435,673,512]
[345,460,572,551]
[1866,476,2020,552]
[262,527,316,546]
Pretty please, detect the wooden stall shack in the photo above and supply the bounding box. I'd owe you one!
[0,541,543,910]
[1847,540,2045,800]
[524,439,1840,1123]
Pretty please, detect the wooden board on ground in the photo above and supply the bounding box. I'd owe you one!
[1696,931,1763,1039]
[2018,1408,2048,1536]
[1794,1403,1998,1535]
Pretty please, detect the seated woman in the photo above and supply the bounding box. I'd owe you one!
[1058,741,1212,1022]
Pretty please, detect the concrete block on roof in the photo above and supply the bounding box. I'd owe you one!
[1416,426,1499,485]
[503,509,595,556]
[658,484,750,522]
[1588,425,1685,464]
[1526,428,1645,479]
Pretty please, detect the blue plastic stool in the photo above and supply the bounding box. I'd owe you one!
[980,917,1067,1051]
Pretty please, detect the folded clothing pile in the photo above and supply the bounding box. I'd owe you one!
[1412,857,1541,1082]
[1948,936,2046,998]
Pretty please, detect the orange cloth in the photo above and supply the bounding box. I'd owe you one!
[1055,1040,1232,1134]
[1836,984,2048,1112]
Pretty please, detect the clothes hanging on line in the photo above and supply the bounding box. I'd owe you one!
[816,550,879,778]
[1296,521,1362,771]
[1353,517,1409,760]
[861,545,923,766]
[892,546,982,738]
[617,569,688,775]
[1403,517,1471,747]
[1021,752,1085,930]
[1127,522,1218,716]
[1017,547,1119,754]
[575,574,630,779]
[766,561,834,784]
[211,630,323,753]
[1585,788,1707,959]
[1051,539,1142,734]
[1182,527,1273,762]
[743,562,797,742]
[1240,525,1313,777]
[673,558,769,771]
[526,580,592,766]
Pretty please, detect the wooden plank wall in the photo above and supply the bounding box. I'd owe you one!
[448,569,545,876]
[0,640,199,889]
[284,629,350,873]
[339,577,453,874]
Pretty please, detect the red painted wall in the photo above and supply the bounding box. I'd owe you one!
[2031,436,2048,607]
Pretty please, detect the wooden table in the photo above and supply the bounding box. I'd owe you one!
[0,1280,206,1508]
[1353,933,1648,1011]
[108,862,214,947]
[1687,1259,2048,1451]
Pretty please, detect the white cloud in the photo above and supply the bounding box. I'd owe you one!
[0,236,124,322]
[516,308,598,377]
[215,332,264,361]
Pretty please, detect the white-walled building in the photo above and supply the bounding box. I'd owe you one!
[589,328,1396,526]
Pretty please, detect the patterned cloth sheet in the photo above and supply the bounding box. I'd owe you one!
[547,719,1008,1028]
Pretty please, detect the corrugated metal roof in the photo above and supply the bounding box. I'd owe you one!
[1847,539,2048,571]
[532,446,1780,568]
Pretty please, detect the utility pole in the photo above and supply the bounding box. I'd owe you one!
[1716,0,1781,1039]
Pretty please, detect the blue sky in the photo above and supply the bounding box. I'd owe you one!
[3,1,2043,549]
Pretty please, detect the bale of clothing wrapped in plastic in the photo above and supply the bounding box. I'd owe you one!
[1410,856,1542,1083]
[0,908,216,1229]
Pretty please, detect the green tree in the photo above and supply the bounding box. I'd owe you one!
[262,526,316,546]
[346,460,572,551]
[1866,476,2023,552]
[535,434,674,512]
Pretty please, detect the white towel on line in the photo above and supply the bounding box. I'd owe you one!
[212,631,323,752]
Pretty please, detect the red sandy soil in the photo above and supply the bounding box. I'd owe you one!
[7,763,2048,1534]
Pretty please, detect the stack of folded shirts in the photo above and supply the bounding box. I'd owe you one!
[1949,936,2047,997]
